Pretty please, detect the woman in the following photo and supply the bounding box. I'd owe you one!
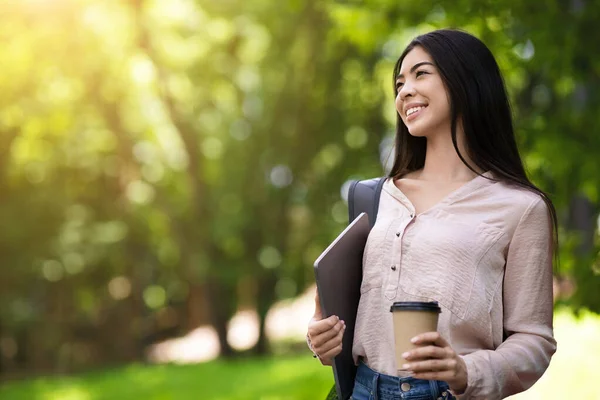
[307,29,557,400]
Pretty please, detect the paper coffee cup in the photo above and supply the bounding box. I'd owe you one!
[390,301,441,375]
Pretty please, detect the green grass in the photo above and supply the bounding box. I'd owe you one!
[0,355,334,400]
[1,308,598,400]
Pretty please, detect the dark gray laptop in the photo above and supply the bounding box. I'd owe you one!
[314,212,370,400]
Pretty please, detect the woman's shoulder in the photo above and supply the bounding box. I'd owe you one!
[488,178,551,220]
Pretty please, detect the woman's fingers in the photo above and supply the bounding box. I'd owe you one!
[320,342,343,361]
[309,315,340,336]
[309,315,343,336]
[403,358,458,373]
[410,331,448,347]
[403,345,446,361]
[401,332,468,394]
[316,320,345,347]
[312,320,345,352]
[410,370,457,382]
[318,323,346,360]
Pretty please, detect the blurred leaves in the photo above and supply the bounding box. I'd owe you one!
[0,0,599,377]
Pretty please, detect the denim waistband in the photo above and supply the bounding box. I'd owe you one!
[354,361,453,400]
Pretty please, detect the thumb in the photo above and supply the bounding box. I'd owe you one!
[313,289,323,320]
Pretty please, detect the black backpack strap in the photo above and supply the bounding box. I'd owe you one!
[347,177,386,228]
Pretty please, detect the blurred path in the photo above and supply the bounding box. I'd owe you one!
[148,285,316,363]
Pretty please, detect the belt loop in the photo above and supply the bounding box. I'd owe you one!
[371,371,379,400]
[428,379,440,398]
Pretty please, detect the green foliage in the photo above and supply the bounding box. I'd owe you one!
[0,0,599,377]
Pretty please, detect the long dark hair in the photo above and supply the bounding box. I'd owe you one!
[389,29,558,256]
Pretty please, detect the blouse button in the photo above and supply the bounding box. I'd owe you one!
[396,232,400,237]
[391,265,397,271]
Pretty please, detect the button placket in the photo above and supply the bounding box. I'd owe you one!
[384,217,412,298]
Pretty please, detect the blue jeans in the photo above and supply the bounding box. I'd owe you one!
[351,361,455,400]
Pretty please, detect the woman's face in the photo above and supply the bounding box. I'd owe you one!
[395,46,452,138]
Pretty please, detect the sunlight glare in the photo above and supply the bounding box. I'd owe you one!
[227,309,259,351]
[148,325,219,364]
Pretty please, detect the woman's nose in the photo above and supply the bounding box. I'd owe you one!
[398,80,415,100]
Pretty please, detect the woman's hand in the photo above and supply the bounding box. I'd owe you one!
[307,290,346,366]
[401,332,468,394]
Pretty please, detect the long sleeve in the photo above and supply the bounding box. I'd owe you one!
[457,197,556,399]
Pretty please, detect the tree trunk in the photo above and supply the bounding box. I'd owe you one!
[205,277,235,357]
[186,283,207,331]
[568,194,596,255]
[254,271,277,355]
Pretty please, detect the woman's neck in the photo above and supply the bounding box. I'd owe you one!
[417,131,480,182]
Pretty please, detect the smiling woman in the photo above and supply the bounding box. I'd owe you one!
[307,29,559,400]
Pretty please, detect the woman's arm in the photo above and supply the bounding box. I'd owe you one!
[457,197,556,399]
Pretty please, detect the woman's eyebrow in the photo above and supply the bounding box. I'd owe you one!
[396,61,434,80]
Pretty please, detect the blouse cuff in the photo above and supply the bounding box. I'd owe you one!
[450,355,479,399]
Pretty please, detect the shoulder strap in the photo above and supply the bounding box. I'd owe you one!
[347,177,386,228]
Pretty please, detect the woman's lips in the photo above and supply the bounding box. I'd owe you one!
[406,105,427,122]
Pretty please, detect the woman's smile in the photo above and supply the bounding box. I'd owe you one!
[405,103,428,121]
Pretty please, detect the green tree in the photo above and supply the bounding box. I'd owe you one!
[0,0,598,378]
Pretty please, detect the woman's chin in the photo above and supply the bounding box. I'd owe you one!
[407,129,427,138]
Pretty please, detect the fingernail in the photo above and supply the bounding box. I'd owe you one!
[402,352,410,359]
[341,320,345,326]
[402,363,410,369]
[410,336,418,343]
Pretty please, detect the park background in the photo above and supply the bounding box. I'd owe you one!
[1,0,599,399]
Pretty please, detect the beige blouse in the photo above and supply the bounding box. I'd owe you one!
[352,173,556,399]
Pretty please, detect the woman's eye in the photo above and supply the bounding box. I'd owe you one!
[416,70,428,77]
[396,82,404,90]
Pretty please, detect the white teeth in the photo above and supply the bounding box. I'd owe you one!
[406,106,425,116]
